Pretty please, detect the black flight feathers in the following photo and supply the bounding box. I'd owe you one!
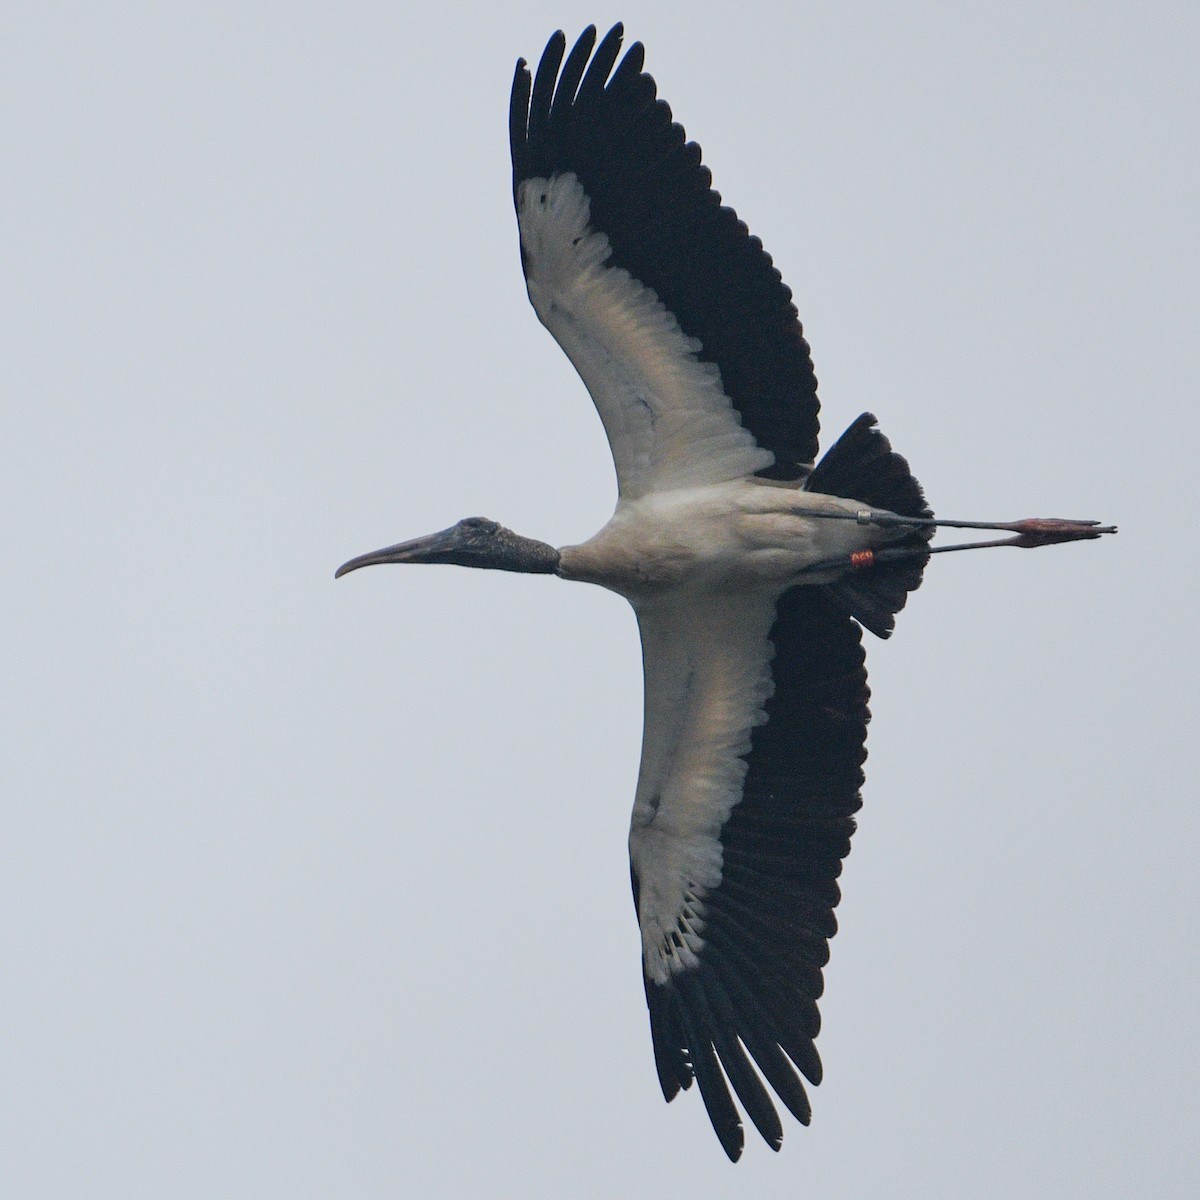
[635,589,869,1160]
[510,24,821,479]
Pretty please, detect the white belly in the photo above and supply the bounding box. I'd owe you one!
[558,479,895,599]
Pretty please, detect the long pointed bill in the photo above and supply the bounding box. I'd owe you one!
[799,511,1117,575]
[334,527,459,578]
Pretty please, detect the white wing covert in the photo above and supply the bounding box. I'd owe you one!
[516,173,773,498]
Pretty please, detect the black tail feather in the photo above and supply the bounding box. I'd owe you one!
[805,413,933,639]
[805,412,930,519]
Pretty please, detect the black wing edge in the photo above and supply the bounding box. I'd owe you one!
[509,25,821,479]
[634,588,869,1160]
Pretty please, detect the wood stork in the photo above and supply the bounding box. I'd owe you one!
[336,25,1114,1160]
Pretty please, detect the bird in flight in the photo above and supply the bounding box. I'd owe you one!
[336,24,1114,1160]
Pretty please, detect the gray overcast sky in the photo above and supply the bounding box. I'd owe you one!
[4,2,1196,1196]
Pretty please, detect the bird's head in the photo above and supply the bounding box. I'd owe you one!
[335,516,560,578]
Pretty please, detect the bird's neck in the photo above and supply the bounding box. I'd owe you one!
[480,531,561,574]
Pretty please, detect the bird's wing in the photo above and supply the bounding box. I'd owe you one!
[629,586,868,1160]
[509,25,821,500]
